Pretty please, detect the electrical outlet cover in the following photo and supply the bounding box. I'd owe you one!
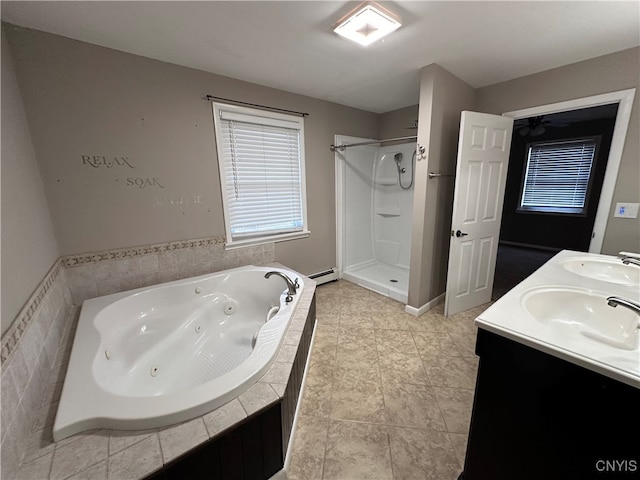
[614,202,640,218]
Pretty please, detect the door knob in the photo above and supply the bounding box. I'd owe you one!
[455,230,468,238]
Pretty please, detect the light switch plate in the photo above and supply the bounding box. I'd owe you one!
[613,202,640,218]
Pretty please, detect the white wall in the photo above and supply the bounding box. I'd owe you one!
[341,144,377,270]
[373,144,415,268]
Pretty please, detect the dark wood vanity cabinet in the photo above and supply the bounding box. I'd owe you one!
[460,328,640,480]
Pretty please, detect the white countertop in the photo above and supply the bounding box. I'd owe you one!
[476,250,640,388]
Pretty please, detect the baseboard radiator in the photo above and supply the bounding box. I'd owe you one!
[308,267,339,285]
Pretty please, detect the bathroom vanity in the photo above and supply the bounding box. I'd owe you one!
[460,251,640,480]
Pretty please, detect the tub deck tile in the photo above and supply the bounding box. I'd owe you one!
[14,451,53,480]
[283,327,303,346]
[268,381,287,397]
[276,344,298,363]
[158,418,209,464]
[261,361,294,385]
[66,460,107,480]
[238,382,280,416]
[107,434,162,480]
[202,398,247,439]
[289,311,308,332]
[109,429,158,456]
[49,431,108,480]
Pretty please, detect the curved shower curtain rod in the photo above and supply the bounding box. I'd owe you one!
[330,135,417,152]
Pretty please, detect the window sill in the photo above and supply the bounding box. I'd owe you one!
[224,230,311,250]
[516,207,586,217]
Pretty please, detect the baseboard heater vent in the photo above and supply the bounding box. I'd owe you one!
[309,268,339,285]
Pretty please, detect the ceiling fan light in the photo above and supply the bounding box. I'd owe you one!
[531,125,546,136]
[334,3,401,47]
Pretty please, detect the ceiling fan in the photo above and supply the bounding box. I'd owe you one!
[515,115,570,137]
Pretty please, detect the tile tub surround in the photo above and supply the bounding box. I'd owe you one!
[9,269,316,480]
[2,236,258,363]
[287,280,486,480]
[62,235,276,304]
[1,261,74,479]
[1,235,276,477]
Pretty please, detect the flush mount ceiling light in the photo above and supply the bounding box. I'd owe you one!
[334,3,401,47]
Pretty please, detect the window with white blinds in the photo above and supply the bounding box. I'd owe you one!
[518,138,599,215]
[212,103,309,248]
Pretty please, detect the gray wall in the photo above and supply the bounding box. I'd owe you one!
[1,27,60,335]
[408,64,476,308]
[3,24,379,277]
[379,105,419,141]
[476,47,640,254]
[3,23,638,325]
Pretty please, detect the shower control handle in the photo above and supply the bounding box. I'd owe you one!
[455,230,468,238]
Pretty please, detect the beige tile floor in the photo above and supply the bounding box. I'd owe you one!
[287,280,492,480]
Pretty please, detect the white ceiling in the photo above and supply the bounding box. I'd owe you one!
[2,1,639,113]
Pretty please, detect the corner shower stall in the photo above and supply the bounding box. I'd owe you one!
[335,135,416,303]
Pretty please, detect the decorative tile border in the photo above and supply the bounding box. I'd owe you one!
[1,259,64,363]
[2,235,267,364]
[62,235,226,267]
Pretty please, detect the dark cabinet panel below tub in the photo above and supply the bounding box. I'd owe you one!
[146,404,282,480]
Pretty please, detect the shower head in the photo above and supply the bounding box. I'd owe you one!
[394,153,403,164]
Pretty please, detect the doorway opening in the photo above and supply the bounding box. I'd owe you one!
[492,103,621,299]
[445,88,635,314]
[501,88,636,253]
[487,89,636,305]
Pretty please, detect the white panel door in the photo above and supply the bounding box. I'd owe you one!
[445,111,514,317]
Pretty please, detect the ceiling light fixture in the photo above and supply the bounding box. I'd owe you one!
[334,3,401,47]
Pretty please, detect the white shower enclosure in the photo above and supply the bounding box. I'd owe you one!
[335,135,416,303]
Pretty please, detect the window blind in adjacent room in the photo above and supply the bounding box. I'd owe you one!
[520,138,598,215]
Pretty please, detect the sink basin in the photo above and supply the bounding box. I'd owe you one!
[521,287,639,351]
[561,257,640,286]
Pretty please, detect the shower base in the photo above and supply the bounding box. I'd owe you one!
[342,262,409,304]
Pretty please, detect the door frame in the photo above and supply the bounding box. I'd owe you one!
[501,88,636,253]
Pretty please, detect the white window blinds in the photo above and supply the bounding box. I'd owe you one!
[213,103,308,247]
[519,138,598,215]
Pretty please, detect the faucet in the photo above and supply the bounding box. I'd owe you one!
[606,296,640,321]
[264,271,298,303]
[620,256,640,268]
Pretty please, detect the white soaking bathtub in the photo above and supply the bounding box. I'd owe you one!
[53,265,304,441]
